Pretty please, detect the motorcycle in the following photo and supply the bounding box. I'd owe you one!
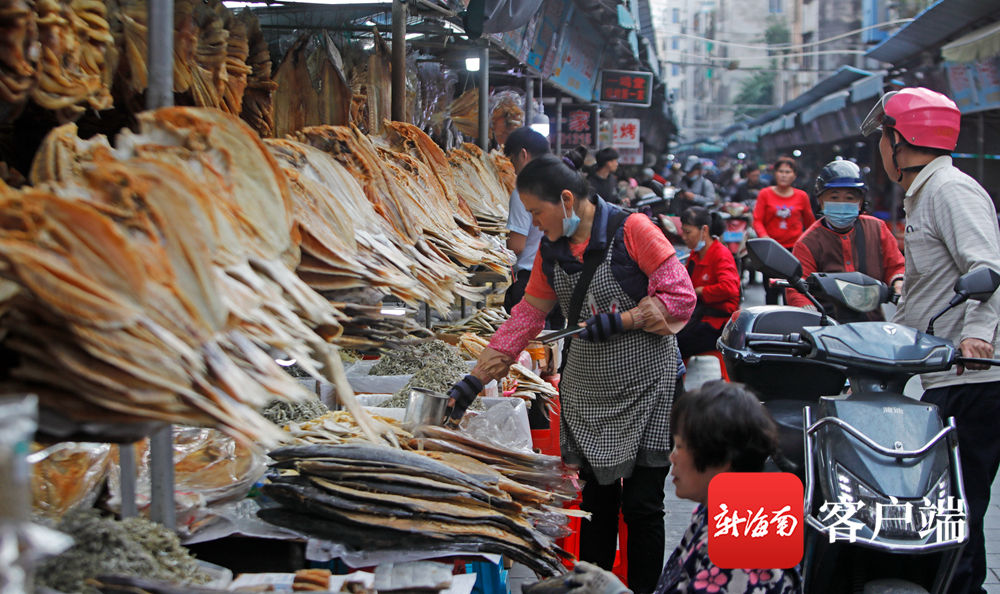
[718,237,1000,594]
[714,201,754,287]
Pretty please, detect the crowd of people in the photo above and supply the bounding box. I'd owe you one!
[446,86,1000,594]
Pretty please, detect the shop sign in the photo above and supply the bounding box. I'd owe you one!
[617,146,644,166]
[945,57,1000,114]
[611,118,641,149]
[599,70,653,107]
[560,105,598,149]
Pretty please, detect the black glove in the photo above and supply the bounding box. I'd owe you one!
[446,374,484,423]
[579,312,624,342]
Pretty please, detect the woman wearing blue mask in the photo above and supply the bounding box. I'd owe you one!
[786,160,904,321]
[446,153,696,593]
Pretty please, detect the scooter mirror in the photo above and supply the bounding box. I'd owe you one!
[954,267,1000,302]
[746,238,803,282]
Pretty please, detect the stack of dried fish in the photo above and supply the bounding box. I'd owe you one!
[438,308,510,337]
[107,0,274,131]
[31,0,114,121]
[236,10,275,137]
[294,124,485,311]
[261,442,570,576]
[448,143,515,235]
[271,33,351,139]
[12,107,394,445]
[0,0,39,122]
[448,87,479,139]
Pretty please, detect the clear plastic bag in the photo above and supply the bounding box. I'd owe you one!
[29,442,112,520]
[107,427,267,538]
[462,398,532,452]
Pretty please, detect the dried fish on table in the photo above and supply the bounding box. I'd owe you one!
[437,309,510,337]
[448,143,514,235]
[0,0,38,122]
[272,33,351,138]
[30,442,112,520]
[236,9,276,137]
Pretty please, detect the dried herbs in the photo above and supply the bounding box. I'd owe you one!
[36,510,209,594]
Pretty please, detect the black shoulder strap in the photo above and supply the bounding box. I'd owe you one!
[852,217,867,275]
[562,210,630,356]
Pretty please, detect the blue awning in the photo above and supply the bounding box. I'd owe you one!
[747,65,872,127]
[801,91,849,124]
[850,73,885,103]
[866,0,1000,65]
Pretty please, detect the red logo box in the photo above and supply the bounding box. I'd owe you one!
[707,472,803,569]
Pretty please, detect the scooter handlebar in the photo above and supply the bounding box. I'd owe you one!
[954,356,1000,367]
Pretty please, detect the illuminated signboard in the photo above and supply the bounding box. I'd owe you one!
[599,69,653,107]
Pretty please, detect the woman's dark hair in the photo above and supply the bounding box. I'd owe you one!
[681,206,725,237]
[595,147,619,168]
[517,153,594,204]
[671,380,778,473]
[563,145,588,171]
[503,127,551,159]
[773,156,798,174]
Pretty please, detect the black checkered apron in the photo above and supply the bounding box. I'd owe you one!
[553,236,677,485]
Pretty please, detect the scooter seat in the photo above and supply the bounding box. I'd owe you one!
[764,399,813,477]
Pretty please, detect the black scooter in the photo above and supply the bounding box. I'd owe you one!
[718,238,1000,594]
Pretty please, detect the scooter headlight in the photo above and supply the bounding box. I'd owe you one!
[834,279,881,313]
[832,465,929,539]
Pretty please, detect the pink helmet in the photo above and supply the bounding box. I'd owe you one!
[860,87,961,151]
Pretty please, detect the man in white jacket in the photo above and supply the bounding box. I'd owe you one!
[863,87,1000,594]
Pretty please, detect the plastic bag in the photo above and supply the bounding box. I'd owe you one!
[29,442,112,520]
[107,427,267,538]
[0,395,73,593]
[462,398,532,452]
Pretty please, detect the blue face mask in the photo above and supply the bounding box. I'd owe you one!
[562,200,581,237]
[695,239,706,252]
[823,202,860,229]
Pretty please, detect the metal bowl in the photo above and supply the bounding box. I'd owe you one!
[403,387,450,428]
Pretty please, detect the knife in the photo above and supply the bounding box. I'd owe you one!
[539,325,586,344]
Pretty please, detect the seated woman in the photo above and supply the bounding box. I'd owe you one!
[786,160,904,322]
[676,207,741,358]
[564,381,801,594]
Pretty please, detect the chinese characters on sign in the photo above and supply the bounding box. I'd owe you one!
[611,119,640,149]
[559,105,598,150]
[708,473,803,569]
[600,70,654,107]
[818,496,967,544]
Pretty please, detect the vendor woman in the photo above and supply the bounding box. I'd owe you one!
[446,154,696,593]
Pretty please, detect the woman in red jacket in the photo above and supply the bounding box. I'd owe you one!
[753,156,816,304]
[677,207,741,357]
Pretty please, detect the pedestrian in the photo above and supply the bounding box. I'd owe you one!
[502,127,550,314]
[752,157,815,304]
[589,148,621,204]
[861,86,1000,594]
[676,207,740,358]
[732,163,764,204]
[786,159,904,322]
[564,381,802,594]
[671,156,717,215]
[446,153,696,593]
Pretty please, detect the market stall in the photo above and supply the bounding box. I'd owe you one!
[0,0,585,590]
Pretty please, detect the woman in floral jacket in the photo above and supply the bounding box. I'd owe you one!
[653,381,801,593]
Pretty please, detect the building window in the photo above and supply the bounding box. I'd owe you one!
[672,8,680,23]
[672,64,680,76]
[801,31,813,70]
[672,36,680,50]
[769,0,782,13]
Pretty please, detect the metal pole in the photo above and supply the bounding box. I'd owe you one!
[525,77,533,128]
[146,0,173,110]
[478,43,489,150]
[147,0,175,531]
[119,444,138,518]
[391,0,407,122]
[554,93,563,153]
[977,112,985,182]
[595,105,601,149]
[149,426,176,530]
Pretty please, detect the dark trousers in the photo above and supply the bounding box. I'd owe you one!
[676,320,722,358]
[579,465,669,594]
[923,381,1000,594]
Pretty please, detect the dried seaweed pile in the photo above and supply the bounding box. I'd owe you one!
[261,441,574,576]
[36,510,210,594]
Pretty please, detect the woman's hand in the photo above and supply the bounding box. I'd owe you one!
[625,296,686,335]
